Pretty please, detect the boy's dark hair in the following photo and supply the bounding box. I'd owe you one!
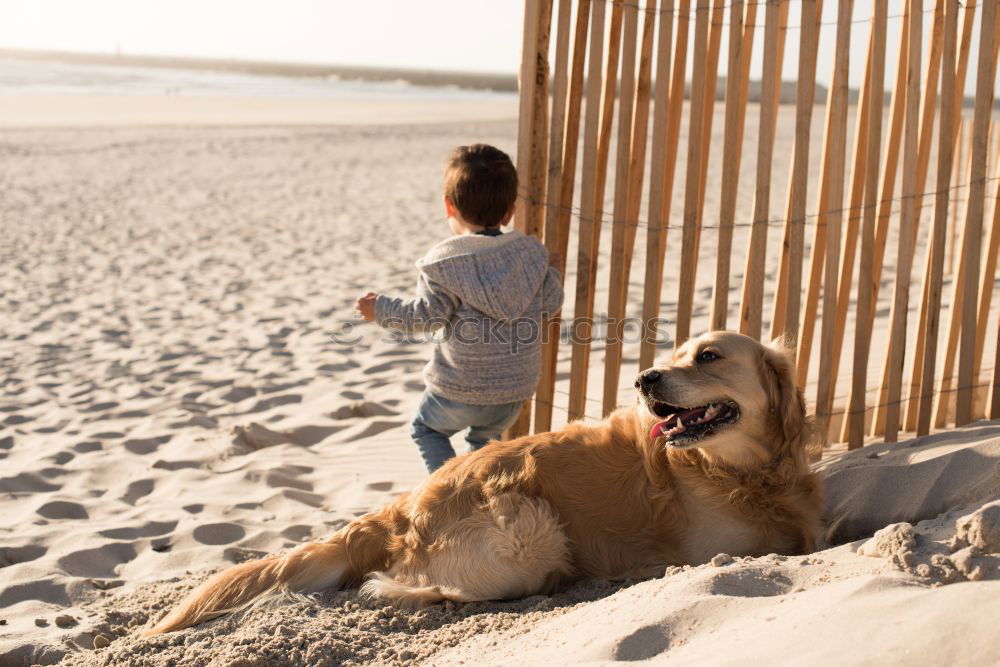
[444,144,518,228]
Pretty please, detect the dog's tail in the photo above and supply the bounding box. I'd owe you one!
[144,512,394,635]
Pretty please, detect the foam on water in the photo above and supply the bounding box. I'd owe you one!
[0,57,515,101]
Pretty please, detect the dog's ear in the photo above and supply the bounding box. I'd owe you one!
[759,338,808,453]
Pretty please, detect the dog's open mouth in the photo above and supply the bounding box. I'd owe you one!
[647,399,740,445]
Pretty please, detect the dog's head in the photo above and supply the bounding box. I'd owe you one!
[635,331,810,468]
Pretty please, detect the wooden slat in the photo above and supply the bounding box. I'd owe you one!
[955,0,998,424]
[934,210,971,427]
[900,0,949,433]
[676,0,713,346]
[737,0,784,341]
[992,326,1000,418]
[856,7,911,424]
[603,0,657,415]
[600,1,639,415]
[638,0,676,372]
[882,0,923,443]
[812,0,854,440]
[694,0,727,231]
[566,0,610,421]
[509,0,552,438]
[535,0,588,433]
[526,5,553,240]
[847,2,888,449]
[772,0,824,343]
[709,0,757,331]
[515,0,542,234]
[933,0,986,428]
[947,119,968,275]
[684,0,727,336]
[973,134,1000,417]
[915,0,959,437]
[817,11,874,432]
[638,0,688,369]
[743,0,792,337]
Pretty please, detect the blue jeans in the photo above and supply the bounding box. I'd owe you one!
[410,392,524,472]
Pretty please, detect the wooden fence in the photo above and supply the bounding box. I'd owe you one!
[510,0,1000,450]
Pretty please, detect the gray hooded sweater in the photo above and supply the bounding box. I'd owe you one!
[374,230,563,406]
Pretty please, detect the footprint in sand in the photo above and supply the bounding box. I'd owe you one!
[261,489,325,510]
[231,423,294,450]
[123,435,172,455]
[363,359,425,375]
[36,500,89,520]
[223,547,268,563]
[289,424,346,446]
[0,472,61,493]
[220,386,257,402]
[613,624,672,661]
[46,451,75,465]
[245,394,303,414]
[327,401,398,420]
[120,479,154,506]
[81,401,119,413]
[98,521,177,540]
[263,470,313,492]
[231,422,343,451]
[0,544,46,568]
[706,568,794,598]
[3,414,33,426]
[73,441,102,453]
[0,579,70,607]
[152,459,202,471]
[89,431,125,440]
[192,523,246,546]
[281,525,315,542]
[57,542,137,578]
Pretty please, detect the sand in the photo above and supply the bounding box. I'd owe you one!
[0,94,518,127]
[1,98,999,666]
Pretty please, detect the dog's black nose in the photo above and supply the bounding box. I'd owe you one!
[636,369,661,390]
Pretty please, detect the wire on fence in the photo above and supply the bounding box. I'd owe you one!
[594,0,961,31]
[536,375,998,425]
[519,175,1000,233]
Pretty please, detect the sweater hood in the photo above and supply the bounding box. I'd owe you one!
[417,229,549,320]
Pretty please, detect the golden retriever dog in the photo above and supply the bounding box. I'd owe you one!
[145,331,821,635]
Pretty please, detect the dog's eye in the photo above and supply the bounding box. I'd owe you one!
[698,350,720,362]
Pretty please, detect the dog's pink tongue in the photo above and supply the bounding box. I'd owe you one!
[650,417,680,440]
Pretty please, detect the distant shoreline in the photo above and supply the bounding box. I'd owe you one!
[1,48,994,109]
[0,48,520,93]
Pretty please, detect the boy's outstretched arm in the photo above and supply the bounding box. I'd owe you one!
[540,266,564,317]
[366,274,459,333]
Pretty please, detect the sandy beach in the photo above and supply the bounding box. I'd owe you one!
[2,89,1000,666]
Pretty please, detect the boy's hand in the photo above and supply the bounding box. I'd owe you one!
[356,292,377,321]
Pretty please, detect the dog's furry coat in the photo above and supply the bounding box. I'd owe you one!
[146,332,822,635]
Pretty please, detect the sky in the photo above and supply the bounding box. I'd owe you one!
[0,0,994,95]
[0,0,525,73]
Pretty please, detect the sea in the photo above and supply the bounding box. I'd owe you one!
[0,56,517,101]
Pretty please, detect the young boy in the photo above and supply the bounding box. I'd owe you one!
[356,144,563,472]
